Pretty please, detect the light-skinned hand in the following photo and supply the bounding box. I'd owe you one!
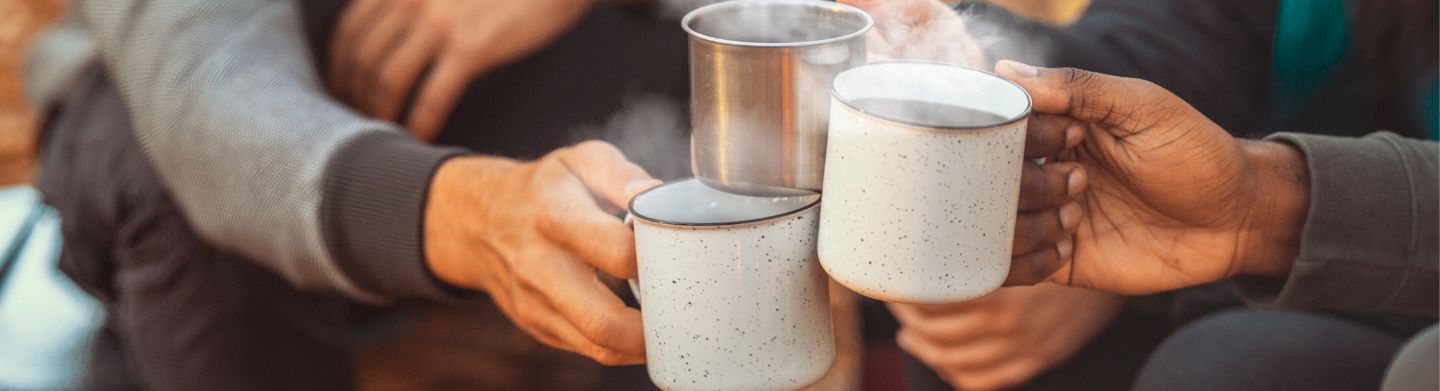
[329,0,595,141]
[423,140,661,365]
[838,0,987,66]
[891,285,1124,390]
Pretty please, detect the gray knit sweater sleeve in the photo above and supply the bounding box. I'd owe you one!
[75,0,468,302]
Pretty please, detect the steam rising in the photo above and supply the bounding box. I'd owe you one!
[575,94,692,181]
[614,0,1051,178]
[659,0,1047,70]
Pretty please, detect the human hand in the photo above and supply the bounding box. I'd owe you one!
[891,285,1124,390]
[995,60,1310,295]
[838,0,987,66]
[423,141,661,365]
[329,0,594,141]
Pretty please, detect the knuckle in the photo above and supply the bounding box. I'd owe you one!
[543,146,575,163]
[533,158,574,183]
[512,306,544,329]
[1029,248,1061,281]
[579,313,621,345]
[589,349,625,366]
[378,69,406,95]
[538,205,569,227]
[574,140,622,157]
[1060,67,1092,86]
[512,271,542,292]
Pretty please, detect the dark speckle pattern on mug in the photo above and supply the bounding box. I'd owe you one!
[635,205,834,391]
[818,100,1025,303]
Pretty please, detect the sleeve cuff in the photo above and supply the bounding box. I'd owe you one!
[321,130,474,302]
[1235,132,1438,314]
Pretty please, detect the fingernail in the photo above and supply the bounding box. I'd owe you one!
[1066,169,1086,197]
[625,179,661,196]
[1056,237,1074,260]
[1064,123,1084,148]
[998,60,1038,78]
[1059,201,1082,231]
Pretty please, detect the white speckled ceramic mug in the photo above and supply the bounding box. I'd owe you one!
[627,178,833,391]
[818,61,1032,304]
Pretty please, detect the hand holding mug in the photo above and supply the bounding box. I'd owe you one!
[819,62,1087,303]
[996,61,1310,295]
[423,141,661,365]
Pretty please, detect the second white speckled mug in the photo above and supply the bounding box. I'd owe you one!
[818,61,1032,304]
[627,178,833,391]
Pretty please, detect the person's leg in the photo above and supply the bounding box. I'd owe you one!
[1134,309,1405,391]
[37,69,356,390]
[1381,325,1439,391]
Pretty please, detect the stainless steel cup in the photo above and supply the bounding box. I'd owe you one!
[684,0,871,196]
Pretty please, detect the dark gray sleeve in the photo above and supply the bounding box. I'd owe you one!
[74,0,470,302]
[1233,132,1439,316]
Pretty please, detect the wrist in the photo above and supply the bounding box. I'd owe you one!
[1235,140,1310,278]
[423,155,522,289]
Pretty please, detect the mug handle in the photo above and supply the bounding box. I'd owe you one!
[622,214,642,302]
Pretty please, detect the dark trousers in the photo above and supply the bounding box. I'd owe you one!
[39,69,355,391]
[1134,309,1429,391]
[897,281,1434,391]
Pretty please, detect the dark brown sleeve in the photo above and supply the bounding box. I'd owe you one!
[1233,132,1439,316]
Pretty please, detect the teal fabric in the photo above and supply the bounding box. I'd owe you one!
[1424,78,1438,140]
[1271,0,1351,114]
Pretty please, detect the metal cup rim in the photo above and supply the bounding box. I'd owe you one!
[830,60,1035,131]
[627,178,821,229]
[681,0,874,49]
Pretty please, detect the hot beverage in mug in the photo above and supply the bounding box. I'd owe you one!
[818,61,1032,304]
[627,179,834,391]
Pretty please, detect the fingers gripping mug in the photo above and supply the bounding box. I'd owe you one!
[818,61,1033,304]
[627,179,834,391]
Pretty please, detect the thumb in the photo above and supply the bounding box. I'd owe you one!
[555,140,660,210]
[995,60,1173,133]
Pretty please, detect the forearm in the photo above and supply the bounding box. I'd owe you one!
[76,0,467,302]
[1234,132,1439,316]
[1236,139,1309,278]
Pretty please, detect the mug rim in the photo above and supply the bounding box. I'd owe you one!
[681,0,874,49]
[830,60,1034,131]
[627,178,821,228]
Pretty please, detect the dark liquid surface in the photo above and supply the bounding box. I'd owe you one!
[850,98,1008,128]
